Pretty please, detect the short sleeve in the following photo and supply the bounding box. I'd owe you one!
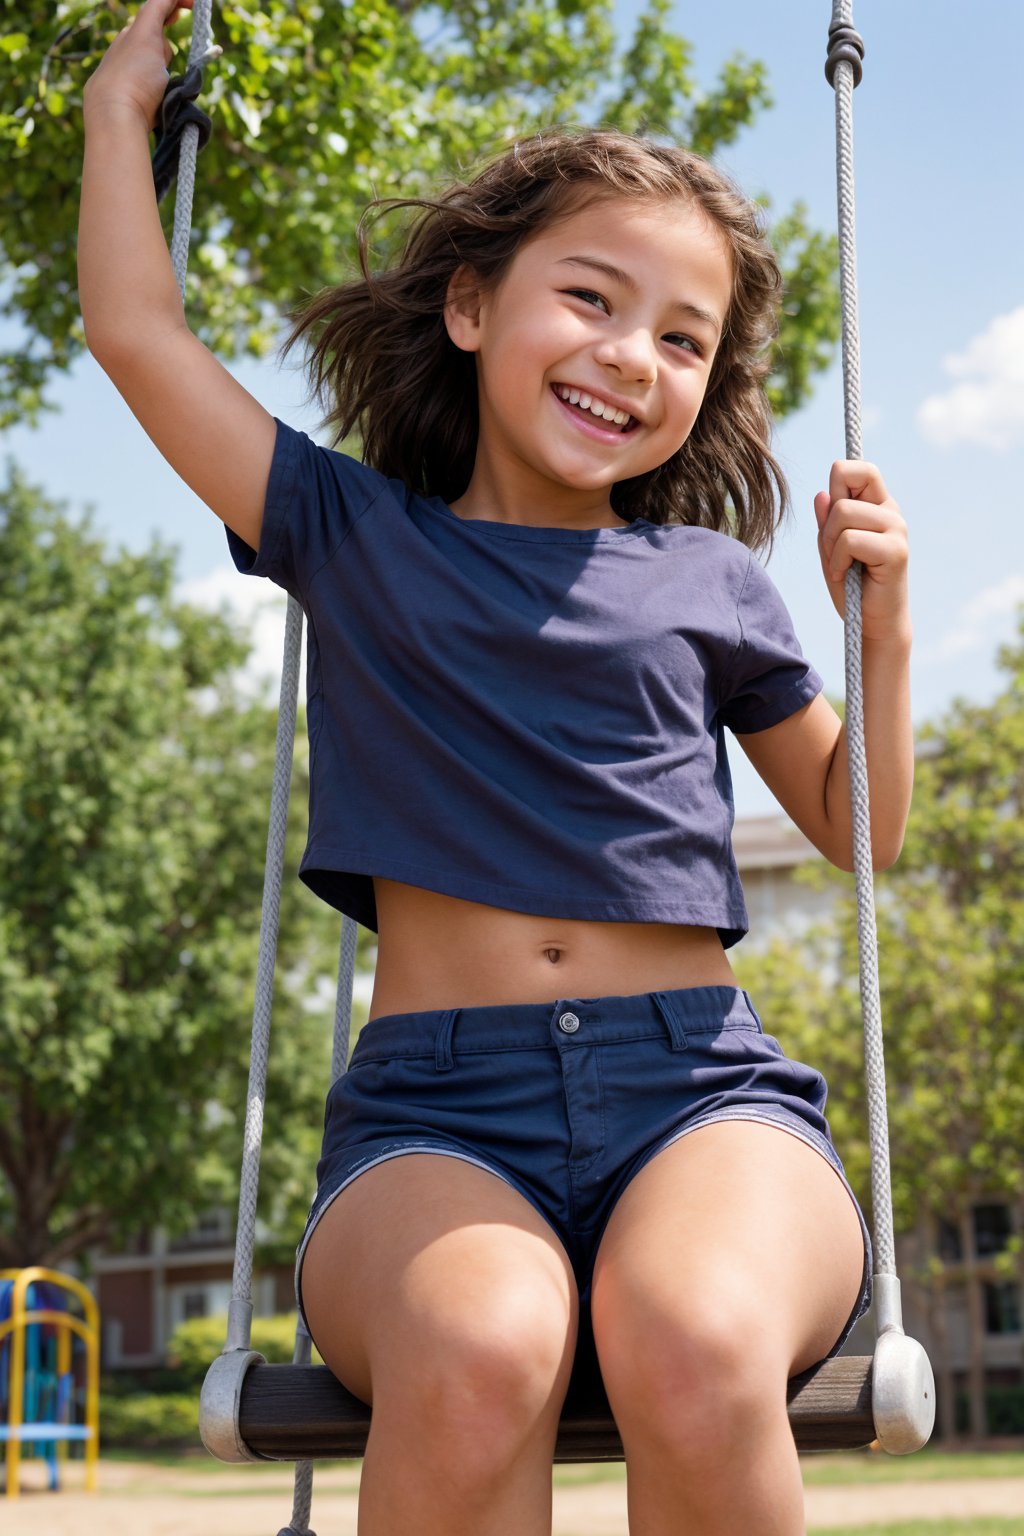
[225,417,390,601]
[717,550,824,734]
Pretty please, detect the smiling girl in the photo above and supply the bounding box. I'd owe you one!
[79,3,912,1531]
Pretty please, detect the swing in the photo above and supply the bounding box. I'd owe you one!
[153,3,935,1528]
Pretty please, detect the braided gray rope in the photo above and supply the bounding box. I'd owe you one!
[165,8,317,1530]
[826,0,897,1279]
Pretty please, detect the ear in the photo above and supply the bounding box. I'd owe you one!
[444,264,484,353]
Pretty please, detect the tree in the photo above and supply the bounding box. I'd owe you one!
[2,0,838,428]
[0,463,372,1268]
[735,619,1024,1438]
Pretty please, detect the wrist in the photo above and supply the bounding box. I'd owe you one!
[861,622,912,653]
[83,92,154,136]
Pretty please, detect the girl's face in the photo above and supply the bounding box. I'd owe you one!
[444,194,733,522]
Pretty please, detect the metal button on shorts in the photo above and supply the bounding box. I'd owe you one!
[558,1011,581,1033]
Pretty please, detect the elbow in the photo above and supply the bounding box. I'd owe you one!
[81,316,125,373]
[84,324,147,375]
[829,832,905,875]
[872,834,906,873]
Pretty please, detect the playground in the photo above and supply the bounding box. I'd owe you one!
[3,1448,1024,1534]
[0,1268,99,1501]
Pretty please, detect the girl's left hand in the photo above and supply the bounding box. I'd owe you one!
[814,460,910,643]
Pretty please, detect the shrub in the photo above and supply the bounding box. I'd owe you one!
[954,1386,1024,1436]
[101,1392,200,1449]
[166,1312,323,1390]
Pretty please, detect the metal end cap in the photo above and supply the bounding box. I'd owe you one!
[199,1349,267,1463]
[872,1330,936,1455]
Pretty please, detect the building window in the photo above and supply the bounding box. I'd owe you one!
[167,1280,235,1334]
[937,1216,963,1263]
[973,1204,1013,1258]
[183,1289,209,1321]
[984,1282,1022,1335]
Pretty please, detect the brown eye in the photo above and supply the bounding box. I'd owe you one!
[565,288,609,312]
[666,334,701,355]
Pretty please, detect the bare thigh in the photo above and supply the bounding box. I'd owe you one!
[592,1120,867,1383]
[300,1153,579,1409]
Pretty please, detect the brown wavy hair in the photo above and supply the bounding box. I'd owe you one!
[282,127,789,551]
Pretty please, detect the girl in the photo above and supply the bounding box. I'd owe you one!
[79,2,912,1531]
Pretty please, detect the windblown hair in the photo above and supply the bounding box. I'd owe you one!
[282,127,789,551]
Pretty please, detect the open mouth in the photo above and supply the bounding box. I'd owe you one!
[550,384,639,436]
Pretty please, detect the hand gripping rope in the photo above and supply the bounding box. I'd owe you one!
[156,4,933,1530]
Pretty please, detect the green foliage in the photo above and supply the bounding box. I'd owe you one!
[2,0,838,427]
[955,1386,1024,1437]
[100,1390,199,1449]
[0,466,372,1266]
[165,1311,323,1389]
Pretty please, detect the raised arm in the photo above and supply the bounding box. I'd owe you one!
[737,460,913,872]
[78,0,275,552]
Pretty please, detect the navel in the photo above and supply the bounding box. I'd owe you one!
[544,947,563,965]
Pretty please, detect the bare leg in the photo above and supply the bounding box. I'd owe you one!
[301,1153,578,1536]
[590,1121,866,1536]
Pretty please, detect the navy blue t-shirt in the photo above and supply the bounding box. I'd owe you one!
[227,418,823,945]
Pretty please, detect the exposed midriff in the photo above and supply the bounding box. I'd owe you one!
[368,876,739,1022]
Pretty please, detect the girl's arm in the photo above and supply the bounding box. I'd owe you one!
[78,0,275,552]
[736,460,912,872]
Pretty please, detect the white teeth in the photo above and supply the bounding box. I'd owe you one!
[556,384,632,427]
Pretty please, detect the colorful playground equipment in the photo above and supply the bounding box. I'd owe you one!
[1,1267,99,1498]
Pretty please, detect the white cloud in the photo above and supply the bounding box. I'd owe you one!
[177,564,304,701]
[928,573,1024,660]
[917,307,1024,451]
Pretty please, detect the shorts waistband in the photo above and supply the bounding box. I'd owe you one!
[348,985,762,1069]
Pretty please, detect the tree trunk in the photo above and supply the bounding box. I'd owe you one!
[961,1210,988,1439]
[927,1266,959,1442]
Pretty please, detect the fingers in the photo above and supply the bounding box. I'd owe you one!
[132,0,193,31]
[816,460,907,582]
[820,522,908,588]
[826,458,889,506]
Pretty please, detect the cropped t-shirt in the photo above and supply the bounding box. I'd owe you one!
[226,417,823,946]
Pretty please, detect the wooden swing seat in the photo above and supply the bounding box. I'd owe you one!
[237,1314,875,1461]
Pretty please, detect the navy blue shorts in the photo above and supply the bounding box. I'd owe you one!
[296,985,872,1358]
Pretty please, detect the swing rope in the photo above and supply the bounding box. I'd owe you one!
[825,0,897,1284]
[160,0,924,1518]
[158,5,323,1527]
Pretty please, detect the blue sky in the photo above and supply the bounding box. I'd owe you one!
[5,0,1023,818]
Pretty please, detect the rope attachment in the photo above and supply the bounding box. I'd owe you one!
[825,21,865,88]
[152,58,217,202]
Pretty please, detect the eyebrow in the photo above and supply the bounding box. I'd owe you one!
[555,255,723,337]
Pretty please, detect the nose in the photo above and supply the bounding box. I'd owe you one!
[593,326,658,384]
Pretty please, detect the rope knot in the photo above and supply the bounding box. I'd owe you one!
[825,21,865,88]
[152,60,215,203]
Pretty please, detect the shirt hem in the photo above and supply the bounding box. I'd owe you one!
[299,846,749,943]
[723,672,824,735]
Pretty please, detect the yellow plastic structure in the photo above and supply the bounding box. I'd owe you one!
[0,1267,99,1498]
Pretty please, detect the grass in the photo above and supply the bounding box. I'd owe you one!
[95,1444,1024,1488]
[800,1448,1024,1485]
[807,1523,1024,1536]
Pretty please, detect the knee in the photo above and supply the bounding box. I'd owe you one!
[382,1302,576,1477]
[596,1298,784,1458]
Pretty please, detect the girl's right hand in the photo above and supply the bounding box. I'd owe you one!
[83,0,194,130]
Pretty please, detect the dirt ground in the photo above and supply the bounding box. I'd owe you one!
[4,1456,1024,1535]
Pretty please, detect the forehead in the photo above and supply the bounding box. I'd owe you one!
[518,195,733,311]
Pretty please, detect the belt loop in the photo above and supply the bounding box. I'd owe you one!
[651,990,689,1052]
[434,1008,459,1073]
